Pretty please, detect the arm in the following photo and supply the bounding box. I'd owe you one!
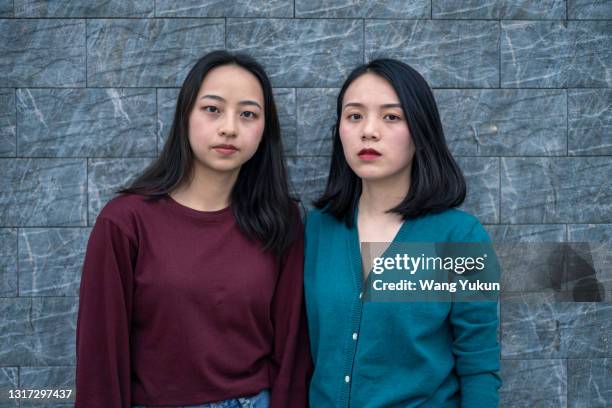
[75,217,136,408]
[450,221,501,408]
[269,219,313,408]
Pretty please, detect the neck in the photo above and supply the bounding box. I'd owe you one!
[358,170,411,219]
[171,163,239,211]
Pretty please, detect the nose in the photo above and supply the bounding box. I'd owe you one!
[361,117,380,141]
[218,114,237,138]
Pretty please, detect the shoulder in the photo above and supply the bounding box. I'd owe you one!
[95,193,157,241]
[417,209,489,242]
[304,207,344,234]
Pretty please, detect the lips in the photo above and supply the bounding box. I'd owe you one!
[212,144,239,155]
[358,148,381,160]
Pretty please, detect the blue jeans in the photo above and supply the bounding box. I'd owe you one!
[133,389,269,408]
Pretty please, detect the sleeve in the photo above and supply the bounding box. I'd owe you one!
[450,220,502,408]
[75,217,136,408]
[269,217,313,408]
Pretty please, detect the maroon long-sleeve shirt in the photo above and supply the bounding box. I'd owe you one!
[75,193,311,407]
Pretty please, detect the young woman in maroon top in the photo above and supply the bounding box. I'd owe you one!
[75,51,312,408]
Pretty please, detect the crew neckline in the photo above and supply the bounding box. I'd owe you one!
[163,194,233,222]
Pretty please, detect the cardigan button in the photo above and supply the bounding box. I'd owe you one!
[359,292,363,299]
[352,332,358,340]
[344,375,351,383]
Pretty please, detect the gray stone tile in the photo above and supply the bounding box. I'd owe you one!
[435,89,567,156]
[0,159,87,226]
[0,367,18,407]
[157,88,180,153]
[500,359,566,408]
[501,158,612,224]
[19,366,75,407]
[0,0,12,17]
[568,89,611,156]
[16,88,157,157]
[19,228,90,296]
[457,157,499,224]
[0,228,17,297]
[88,158,153,225]
[568,225,612,296]
[502,293,612,359]
[287,156,331,209]
[14,0,153,17]
[366,20,499,88]
[0,88,15,157]
[274,88,297,156]
[295,0,429,18]
[501,21,611,88]
[433,0,566,19]
[296,88,338,157]
[486,224,566,243]
[486,225,567,294]
[568,0,612,19]
[227,19,363,88]
[156,0,292,17]
[87,19,225,87]
[0,19,86,87]
[568,359,612,407]
[0,297,77,366]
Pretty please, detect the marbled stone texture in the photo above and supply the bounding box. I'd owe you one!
[568,358,612,407]
[88,158,153,224]
[366,20,499,88]
[227,19,363,88]
[568,89,612,156]
[436,89,567,156]
[501,21,611,88]
[14,0,154,17]
[0,297,77,366]
[568,0,612,19]
[501,158,612,224]
[500,359,566,408]
[457,157,499,224]
[0,19,86,87]
[0,88,16,157]
[0,159,87,226]
[18,228,90,296]
[87,19,225,87]
[19,366,75,407]
[433,0,566,19]
[17,88,157,157]
[287,156,331,209]
[295,0,430,18]
[156,0,292,17]
[296,89,338,157]
[0,228,17,296]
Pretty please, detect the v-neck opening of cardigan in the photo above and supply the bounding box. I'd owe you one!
[350,207,412,291]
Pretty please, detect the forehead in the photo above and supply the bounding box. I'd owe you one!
[343,73,399,105]
[198,64,264,102]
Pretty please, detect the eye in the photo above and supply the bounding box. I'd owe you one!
[347,113,362,121]
[202,106,219,113]
[384,114,401,121]
[241,111,258,119]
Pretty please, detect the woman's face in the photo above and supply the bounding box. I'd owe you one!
[339,73,415,183]
[188,64,265,176]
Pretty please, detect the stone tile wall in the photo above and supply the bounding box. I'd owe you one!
[0,1,610,406]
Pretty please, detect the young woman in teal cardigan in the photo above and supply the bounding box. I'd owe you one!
[304,59,501,407]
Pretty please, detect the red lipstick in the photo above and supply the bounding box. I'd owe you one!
[358,148,381,161]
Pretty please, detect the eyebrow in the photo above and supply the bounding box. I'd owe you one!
[201,94,262,109]
[343,102,402,110]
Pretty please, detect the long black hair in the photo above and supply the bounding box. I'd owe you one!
[121,50,297,255]
[315,58,466,227]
